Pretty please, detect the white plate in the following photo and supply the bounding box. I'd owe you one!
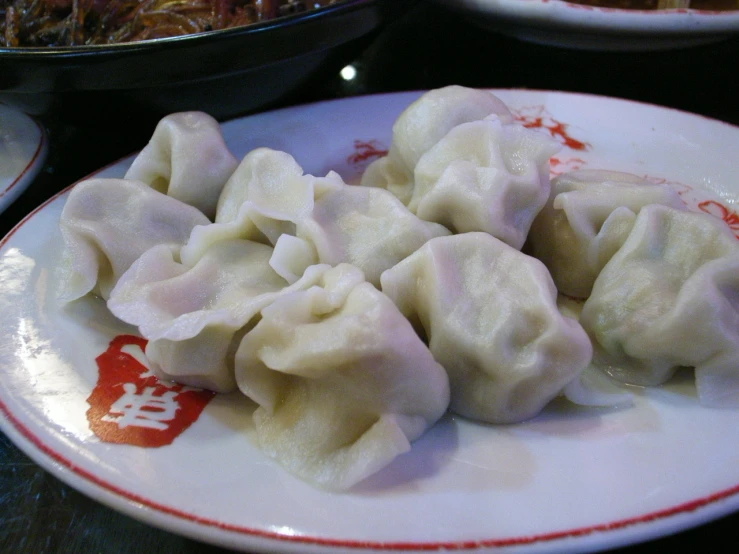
[1,90,739,554]
[0,103,47,213]
[432,0,739,50]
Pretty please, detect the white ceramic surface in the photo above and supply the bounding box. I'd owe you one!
[0,103,47,214]
[432,0,739,50]
[1,90,739,554]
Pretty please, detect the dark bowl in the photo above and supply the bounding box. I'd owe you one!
[0,0,416,125]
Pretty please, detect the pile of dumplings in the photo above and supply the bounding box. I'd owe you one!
[58,86,739,490]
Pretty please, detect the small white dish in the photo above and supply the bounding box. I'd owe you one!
[0,103,47,213]
[432,0,739,50]
[1,90,739,554]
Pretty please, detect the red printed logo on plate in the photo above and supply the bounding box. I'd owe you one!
[697,200,739,239]
[86,335,215,447]
[347,139,389,166]
[514,106,591,151]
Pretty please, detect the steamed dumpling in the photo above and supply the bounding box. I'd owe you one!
[107,238,330,391]
[409,117,560,249]
[269,234,319,284]
[580,204,739,407]
[234,264,450,490]
[215,147,341,229]
[180,148,341,270]
[192,146,450,287]
[58,178,210,302]
[296,184,451,286]
[124,112,239,219]
[108,239,285,340]
[359,155,415,206]
[380,233,593,424]
[361,85,514,205]
[527,169,686,298]
[390,85,514,171]
[556,295,634,408]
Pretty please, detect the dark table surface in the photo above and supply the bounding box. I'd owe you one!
[2,2,739,553]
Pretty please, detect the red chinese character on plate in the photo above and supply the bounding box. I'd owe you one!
[347,139,388,167]
[697,200,739,239]
[550,156,587,176]
[514,106,591,152]
[86,335,215,447]
[102,384,180,431]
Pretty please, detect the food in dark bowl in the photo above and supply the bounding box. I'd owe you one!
[0,0,340,47]
[0,0,416,123]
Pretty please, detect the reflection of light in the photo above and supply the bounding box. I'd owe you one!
[17,315,94,442]
[268,525,301,537]
[340,65,357,81]
[0,247,36,295]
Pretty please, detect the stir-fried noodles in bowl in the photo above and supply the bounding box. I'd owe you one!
[0,0,415,122]
[0,0,344,47]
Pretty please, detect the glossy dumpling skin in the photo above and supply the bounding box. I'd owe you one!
[108,239,285,339]
[380,233,593,424]
[124,112,239,219]
[390,85,514,171]
[296,184,451,287]
[409,117,560,249]
[234,264,450,490]
[58,178,210,302]
[198,146,449,287]
[214,147,341,231]
[579,204,739,407]
[526,169,686,298]
[180,148,341,275]
[361,85,514,205]
[107,238,330,391]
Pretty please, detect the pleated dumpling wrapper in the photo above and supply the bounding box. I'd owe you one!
[579,204,739,408]
[556,295,634,408]
[124,111,239,219]
[213,147,342,240]
[180,148,332,283]
[234,264,450,490]
[59,178,210,302]
[180,147,342,281]
[409,116,560,250]
[380,232,593,424]
[361,85,514,205]
[526,169,686,298]
[295,181,450,287]
[107,237,332,392]
[192,146,450,287]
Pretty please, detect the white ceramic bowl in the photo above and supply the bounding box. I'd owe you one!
[432,0,739,50]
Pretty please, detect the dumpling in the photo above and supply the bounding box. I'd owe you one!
[389,85,515,172]
[234,264,450,490]
[526,169,686,298]
[361,85,514,205]
[556,295,634,408]
[124,112,239,219]
[380,233,593,424]
[579,204,739,407]
[269,234,319,284]
[108,239,284,340]
[358,154,415,206]
[145,326,249,393]
[107,238,330,391]
[296,183,450,287]
[194,146,450,287]
[215,147,327,227]
[179,148,341,268]
[58,178,210,302]
[409,117,560,249]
